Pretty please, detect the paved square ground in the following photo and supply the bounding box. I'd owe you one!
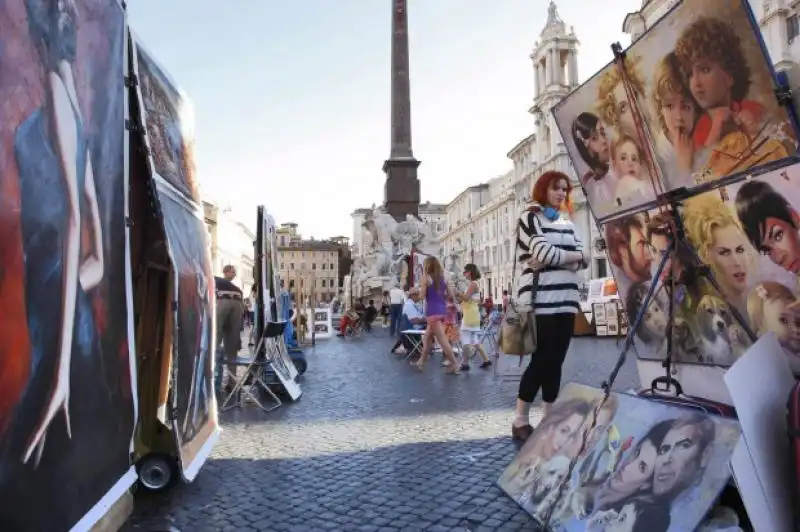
[126,332,639,531]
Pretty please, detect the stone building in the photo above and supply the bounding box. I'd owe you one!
[438,172,517,298]
[276,223,340,304]
[202,199,255,293]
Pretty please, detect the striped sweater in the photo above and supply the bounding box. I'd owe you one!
[514,208,585,315]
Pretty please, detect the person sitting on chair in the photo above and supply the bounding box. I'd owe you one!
[363,299,378,331]
[337,298,365,337]
[390,287,426,354]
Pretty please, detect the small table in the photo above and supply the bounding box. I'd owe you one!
[400,329,424,359]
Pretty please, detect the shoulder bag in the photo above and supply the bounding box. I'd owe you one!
[498,211,539,357]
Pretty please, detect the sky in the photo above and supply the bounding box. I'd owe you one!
[127,0,641,239]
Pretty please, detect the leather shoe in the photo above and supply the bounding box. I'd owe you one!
[511,424,534,442]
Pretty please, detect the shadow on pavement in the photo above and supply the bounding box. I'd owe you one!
[126,436,542,532]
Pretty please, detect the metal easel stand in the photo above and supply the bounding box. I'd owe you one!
[219,328,282,414]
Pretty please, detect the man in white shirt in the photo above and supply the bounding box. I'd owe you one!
[390,288,425,354]
[388,283,406,336]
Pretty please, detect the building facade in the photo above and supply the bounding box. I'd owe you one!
[438,173,517,298]
[276,223,340,305]
[202,199,256,293]
[215,207,255,293]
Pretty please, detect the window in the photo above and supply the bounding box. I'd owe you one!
[280,262,284,269]
[290,263,295,269]
[322,263,326,270]
[789,15,799,43]
[322,279,326,287]
[330,263,334,270]
[312,263,317,270]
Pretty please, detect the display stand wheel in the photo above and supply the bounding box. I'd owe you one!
[292,355,307,375]
[137,453,179,493]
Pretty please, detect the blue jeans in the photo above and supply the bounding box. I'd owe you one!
[390,304,403,336]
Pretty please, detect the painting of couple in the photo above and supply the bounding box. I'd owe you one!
[497,383,740,531]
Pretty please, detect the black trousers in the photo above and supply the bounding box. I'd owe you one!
[517,313,576,404]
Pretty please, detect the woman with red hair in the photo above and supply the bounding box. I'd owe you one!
[511,171,587,442]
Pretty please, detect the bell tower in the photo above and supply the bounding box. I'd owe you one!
[529,1,579,164]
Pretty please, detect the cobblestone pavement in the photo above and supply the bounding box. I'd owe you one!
[127,330,639,532]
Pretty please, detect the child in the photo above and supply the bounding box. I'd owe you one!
[673,17,764,150]
[651,52,703,187]
[457,263,492,370]
[611,136,655,208]
[747,281,800,366]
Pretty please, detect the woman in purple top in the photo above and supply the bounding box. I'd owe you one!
[413,257,460,374]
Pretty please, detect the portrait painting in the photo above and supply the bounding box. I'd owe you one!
[0,0,136,529]
[681,162,800,372]
[134,39,199,203]
[497,383,740,531]
[552,0,798,221]
[602,207,753,368]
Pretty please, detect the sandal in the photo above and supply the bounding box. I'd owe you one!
[411,360,426,372]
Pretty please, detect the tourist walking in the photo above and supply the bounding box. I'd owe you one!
[458,263,492,371]
[511,171,586,442]
[413,257,460,374]
[215,265,245,391]
[388,283,405,336]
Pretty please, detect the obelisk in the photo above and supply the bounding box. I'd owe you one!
[383,0,421,222]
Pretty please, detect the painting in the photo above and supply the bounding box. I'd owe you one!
[135,39,199,202]
[497,383,740,531]
[607,162,800,373]
[132,38,219,479]
[0,0,136,529]
[154,182,218,475]
[552,0,798,221]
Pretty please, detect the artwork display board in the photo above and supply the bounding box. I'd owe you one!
[0,1,138,530]
[497,383,740,531]
[254,207,301,400]
[132,37,219,481]
[314,308,334,339]
[550,0,800,377]
[553,0,798,223]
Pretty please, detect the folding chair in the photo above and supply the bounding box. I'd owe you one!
[219,325,283,413]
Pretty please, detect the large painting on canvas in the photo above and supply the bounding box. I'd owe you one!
[552,0,798,221]
[609,162,800,373]
[497,384,740,531]
[132,37,219,478]
[0,1,136,529]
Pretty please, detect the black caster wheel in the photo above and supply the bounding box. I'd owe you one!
[136,453,178,493]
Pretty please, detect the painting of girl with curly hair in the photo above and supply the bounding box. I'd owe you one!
[673,17,795,180]
[553,0,799,225]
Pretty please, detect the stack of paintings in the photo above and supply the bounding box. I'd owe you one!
[498,384,741,531]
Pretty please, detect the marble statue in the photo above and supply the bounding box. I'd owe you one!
[353,206,440,298]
